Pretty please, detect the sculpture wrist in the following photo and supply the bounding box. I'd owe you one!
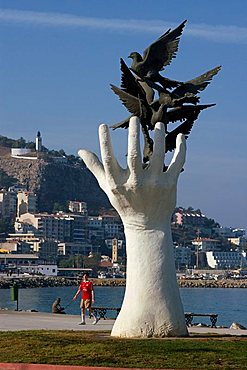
[122,214,173,233]
[124,224,174,254]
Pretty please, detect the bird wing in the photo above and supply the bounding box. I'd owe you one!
[138,80,155,104]
[142,20,187,72]
[173,66,221,97]
[110,115,133,130]
[110,84,141,115]
[167,104,215,123]
[165,114,198,152]
[120,58,154,104]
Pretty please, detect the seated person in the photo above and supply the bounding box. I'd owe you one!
[52,297,66,314]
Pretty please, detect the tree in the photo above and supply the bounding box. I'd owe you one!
[58,255,84,268]
[83,253,101,271]
[0,135,17,147]
[26,141,36,150]
[13,137,26,148]
[52,202,68,213]
[58,149,66,157]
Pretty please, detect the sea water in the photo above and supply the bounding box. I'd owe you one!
[0,286,246,328]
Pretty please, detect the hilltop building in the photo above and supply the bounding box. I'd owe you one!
[69,200,87,215]
[228,236,247,250]
[173,207,206,227]
[10,132,42,159]
[35,131,42,152]
[213,226,246,238]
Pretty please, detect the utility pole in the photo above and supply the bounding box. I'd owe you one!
[196,228,200,269]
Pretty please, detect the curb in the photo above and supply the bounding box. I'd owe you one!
[0,364,170,370]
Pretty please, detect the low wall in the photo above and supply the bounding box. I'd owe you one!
[0,276,246,289]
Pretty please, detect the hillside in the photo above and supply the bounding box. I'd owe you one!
[0,154,110,213]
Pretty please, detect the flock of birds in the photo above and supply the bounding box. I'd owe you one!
[110,20,221,165]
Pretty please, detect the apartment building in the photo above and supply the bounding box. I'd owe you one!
[88,216,104,241]
[0,253,40,270]
[173,245,192,269]
[103,214,124,239]
[0,240,31,254]
[18,212,87,243]
[17,191,37,217]
[192,238,222,252]
[88,214,124,242]
[0,189,17,218]
[206,251,247,269]
[58,241,94,256]
[7,233,41,251]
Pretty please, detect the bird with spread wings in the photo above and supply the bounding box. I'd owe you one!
[128,20,187,89]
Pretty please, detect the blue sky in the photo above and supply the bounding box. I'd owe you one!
[0,0,246,231]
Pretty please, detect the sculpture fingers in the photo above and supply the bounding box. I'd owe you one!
[149,122,165,175]
[167,133,186,179]
[78,149,105,187]
[127,117,142,177]
[99,124,122,185]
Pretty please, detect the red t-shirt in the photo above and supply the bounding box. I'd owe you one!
[79,281,93,300]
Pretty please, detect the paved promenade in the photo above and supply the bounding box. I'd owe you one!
[1,310,247,335]
[0,310,114,331]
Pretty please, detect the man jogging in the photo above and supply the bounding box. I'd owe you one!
[73,273,98,325]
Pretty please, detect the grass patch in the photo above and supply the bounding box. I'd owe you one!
[0,330,246,369]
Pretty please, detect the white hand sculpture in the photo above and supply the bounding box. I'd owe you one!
[79,116,188,337]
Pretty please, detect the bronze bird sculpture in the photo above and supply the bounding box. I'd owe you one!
[144,109,208,163]
[110,82,215,162]
[110,83,214,131]
[110,20,221,165]
[171,65,222,98]
[128,20,187,89]
[119,58,154,104]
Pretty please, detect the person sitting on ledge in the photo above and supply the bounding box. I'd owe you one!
[52,297,66,314]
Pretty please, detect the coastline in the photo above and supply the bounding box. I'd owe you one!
[0,276,247,289]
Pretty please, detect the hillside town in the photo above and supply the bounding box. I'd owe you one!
[0,133,246,279]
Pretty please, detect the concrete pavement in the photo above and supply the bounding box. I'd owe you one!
[0,310,114,332]
[1,310,247,336]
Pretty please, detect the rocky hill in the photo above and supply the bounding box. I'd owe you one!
[0,154,110,213]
